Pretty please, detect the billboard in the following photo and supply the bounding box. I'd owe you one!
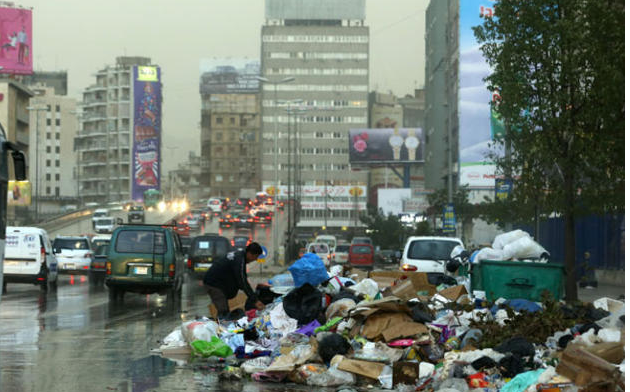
[199,58,260,94]
[272,185,366,198]
[460,162,497,188]
[8,180,30,206]
[132,66,162,201]
[0,7,32,75]
[349,128,424,163]
[459,1,500,187]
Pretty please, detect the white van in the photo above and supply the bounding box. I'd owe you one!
[315,235,337,251]
[306,242,331,266]
[92,208,109,228]
[94,217,116,234]
[207,197,222,214]
[400,236,465,274]
[3,227,58,291]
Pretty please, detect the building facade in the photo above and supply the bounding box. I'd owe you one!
[261,0,369,230]
[424,0,458,193]
[199,59,261,199]
[29,85,78,214]
[75,56,158,204]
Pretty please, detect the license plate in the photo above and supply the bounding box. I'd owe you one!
[64,263,75,269]
[134,266,148,275]
[241,219,246,222]
[197,263,211,268]
[5,261,18,266]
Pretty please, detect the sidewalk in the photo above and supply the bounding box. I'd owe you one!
[578,283,625,303]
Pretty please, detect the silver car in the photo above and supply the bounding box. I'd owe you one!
[52,236,93,275]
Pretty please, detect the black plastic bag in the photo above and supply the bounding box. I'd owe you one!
[282,283,323,325]
[318,333,350,364]
[495,336,535,358]
[411,303,434,324]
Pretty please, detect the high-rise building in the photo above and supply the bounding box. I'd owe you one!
[261,0,369,230]
[199,59,261,198]
[75,56,160,204]
[29,85,77,214]
[424,0,458,193]
[20,71,68,96]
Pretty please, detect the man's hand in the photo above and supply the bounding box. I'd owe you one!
[255,300,265,310]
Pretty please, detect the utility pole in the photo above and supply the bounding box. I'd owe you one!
[27,104,47,222]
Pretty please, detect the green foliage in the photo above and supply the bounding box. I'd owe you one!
[360,206,411,250]
[414,220,434,236]
[473,0,624,300]
[426,186,479,224]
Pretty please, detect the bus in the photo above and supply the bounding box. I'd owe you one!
[0,125,27,304]
[143,189,162,209]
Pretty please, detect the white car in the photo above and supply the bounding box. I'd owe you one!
[400,236,465,274]
[92,208,109,228]
[331,243,350,264]
[306,242,331,266]
[52,236,93,275]
[207,197,222,214]
[94,216,116,234]
[3,227,58,291]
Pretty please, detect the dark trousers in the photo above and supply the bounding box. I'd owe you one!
[205,285,229,317]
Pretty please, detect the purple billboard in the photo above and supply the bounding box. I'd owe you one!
[132,66,162,201]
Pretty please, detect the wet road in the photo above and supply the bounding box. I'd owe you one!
[0,209,291,392]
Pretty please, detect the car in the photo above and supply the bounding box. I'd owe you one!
[400,236,465,274]
[91,235,112,250]
[3,227,58,291]
[190,208,206,222]
[277,200,285,210]
[92,208,109,228]
[349,244,375,269]
[315,235,337,251]
[52,236,93,275]
[253,210,272,226]
[218,213,235,228]
[187,235,231,279]
[89,241,109,285]
[306,242,331,266]
[331,243,350,264]
[174,221,191,236]
[186,215,203,232]
[207,197,222,215]
[180,236,192,255]
[351,236,373,246]
[234,213,254,230]
[376,249,399,264]
[94,216,116,234]
[220,198,231,211]
[105,225,186,301]
[234,197,252,210]
[128,205,145,223]
[231,235,251,250]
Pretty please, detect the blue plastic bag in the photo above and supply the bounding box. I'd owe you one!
[268,273,294,287]
[288,253,329,288]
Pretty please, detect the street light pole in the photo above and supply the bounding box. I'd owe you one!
[256,76,295,265]
[27,105,47,223]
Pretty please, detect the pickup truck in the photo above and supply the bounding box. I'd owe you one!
[127,205,145,223]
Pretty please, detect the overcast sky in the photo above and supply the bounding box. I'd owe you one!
[20,0,428,173]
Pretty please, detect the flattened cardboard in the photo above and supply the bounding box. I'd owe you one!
[208,292,248,318]
[370,271,437,296]
[336,357,386,380]
[388,280,418,301]
[381,321,430,342]
[349,296,411,318]
[362,312,412,340]
[371,276,397,289]
[438,285,468,301]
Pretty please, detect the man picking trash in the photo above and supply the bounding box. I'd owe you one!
[203,242,265,319]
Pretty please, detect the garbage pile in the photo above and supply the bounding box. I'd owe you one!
[153,253,625,391]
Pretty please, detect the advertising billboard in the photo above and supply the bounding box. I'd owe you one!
[460,162,497,188]
[273,185,366,198]
[8,180,30,206]
[459,1,500,187]
[0,7,32,75]
[132,66,162,201]
[349,128,424,164]
[199,58,260,94]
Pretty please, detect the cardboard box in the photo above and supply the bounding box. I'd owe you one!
[208,292,248,318]
[361,311,429,342]
[557,346,620,386]
[334,356,386,380]
[438,285,468,301]
[370,271,437,296]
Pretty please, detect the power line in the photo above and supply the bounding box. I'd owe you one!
[372,9,425,36]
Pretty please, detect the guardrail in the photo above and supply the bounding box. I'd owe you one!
[38,208,96,232]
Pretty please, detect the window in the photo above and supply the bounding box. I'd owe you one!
[46,105,51,111]
[46,186,51,195]
[115,230,167,254]
[315,132,324,138]
[215,132,223,141]
[46,133,51,140]
[55,105,60,112]
[215,175,223,182]
[216,117,223,124]
[55,133,60,140]
[230,117,235,125]
[46,146,51,153]
[46,118,51,126]
[55,146,60,154]
[55,160,60,167]
[45,173,51,181]
[55,173,60,181]
[55,119,60,126]
[240,118,248,127]
[55,187,60,197]
[46,159,51,167]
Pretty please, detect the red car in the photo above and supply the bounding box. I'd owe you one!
[349,244,375,268]
[174,221,191,236]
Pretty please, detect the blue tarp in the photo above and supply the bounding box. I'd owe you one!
[288,253,329,288]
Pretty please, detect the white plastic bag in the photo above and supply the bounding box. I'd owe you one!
[241,356,273,374]
[502,236,547,260]
[348,278,379,298]
[329,265,343,277]
[181,320,219,343]
[378,365,393,389]
[475,247,505,262]
[492,229,530,250]
[306,365,356,387]
[325,298,356,320]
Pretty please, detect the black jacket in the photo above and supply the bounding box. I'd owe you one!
[203,250,257,300]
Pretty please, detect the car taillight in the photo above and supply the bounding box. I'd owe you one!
[168,264,175,277]
[40,246,46,261]
[247,218,253,222]
[231,240,235,247]
[186,258,192,268]
[401,264,417,272]
[83,265,89,269]
[219,218,224,222]
[106,262,111,275]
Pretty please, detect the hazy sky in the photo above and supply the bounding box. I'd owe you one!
[20,0,428,173]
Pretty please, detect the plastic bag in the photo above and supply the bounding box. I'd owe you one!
[282,283,323,325]
[474,247,505,263]
[325,298,356,320]
[269,273,294,287]
[190,336,233,358]
[305,364,356,387]
[378,365,393,389]
[492,229,530,250]
[348,278,379,298]
[269,303,298,337]
[181,320,219,343]
[502,236,548,260]
[329,265,343,277]
[161,327,185,348]
[288,253,330,288]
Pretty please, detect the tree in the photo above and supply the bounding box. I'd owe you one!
[426,187,480,242]
[360,206,411,250]
[474,0,624,300]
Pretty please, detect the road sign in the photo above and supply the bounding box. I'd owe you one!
[257,245,268,263]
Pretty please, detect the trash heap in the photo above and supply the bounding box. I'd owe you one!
[153,253,625,391]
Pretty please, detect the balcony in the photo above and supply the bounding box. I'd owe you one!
[85,85,107,92]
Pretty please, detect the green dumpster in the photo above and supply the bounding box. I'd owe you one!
[470,259,564,302]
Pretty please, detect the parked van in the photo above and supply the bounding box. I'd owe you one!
[349,243,375,269]
[105,225,185,301]
[400,236,464,274]
[3,227,58,291]
[315,235,337,251]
